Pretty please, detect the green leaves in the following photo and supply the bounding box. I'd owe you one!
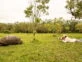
[35,17,41,23]
[24,0,50,18]
[66,0,82,19]
[36,0,49,4]
[76,1,82,18]
[37,5,49,12]
[65,0,75,10]
[77,1,82,9]
[24,0,50,39]
[24,5,33,17]
[75,23,82,32]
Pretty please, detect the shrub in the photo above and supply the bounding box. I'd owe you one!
[0,36,23,46]
[36,24,48,33]
[75,23,82,33]
[54,23,63,33]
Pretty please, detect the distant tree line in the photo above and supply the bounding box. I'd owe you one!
[0,19,82,33]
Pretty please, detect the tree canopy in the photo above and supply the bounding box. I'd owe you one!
[66,0,82,19]
[24,0,50,22]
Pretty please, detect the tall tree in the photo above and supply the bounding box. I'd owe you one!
[24,0,50,40]
[76,0,82,19]
[66,0,82,19]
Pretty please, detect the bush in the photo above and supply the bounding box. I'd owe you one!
[0,20,81,33]
[3,30,11,33]
[0,36,23,46]
[75,23,82,33]
[36,24,48,33]
[54,23,63,33]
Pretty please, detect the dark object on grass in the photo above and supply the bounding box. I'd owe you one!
[0,35,23,46]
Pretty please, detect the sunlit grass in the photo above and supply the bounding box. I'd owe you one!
[0,33,82,62]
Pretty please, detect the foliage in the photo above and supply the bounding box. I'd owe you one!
[63,21,70,33]
[69,20,78,32]
[36,24,48,33]
[24,5,33,17]
[75,23,82,33]
[24,0,50,40]
[66,0,82,19]
[54,23,63,33]
[0,19,82,33]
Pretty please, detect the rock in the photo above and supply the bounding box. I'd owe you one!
[0,35,23,46]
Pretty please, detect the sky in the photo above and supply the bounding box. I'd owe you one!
[0,0,72,23]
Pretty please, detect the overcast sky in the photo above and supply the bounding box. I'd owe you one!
[0,0,72,23]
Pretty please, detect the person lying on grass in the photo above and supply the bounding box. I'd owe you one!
[60,35,82,42]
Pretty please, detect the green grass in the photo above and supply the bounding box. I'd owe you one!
[0,33,82,62]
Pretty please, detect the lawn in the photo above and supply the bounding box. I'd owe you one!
[0,33,82,62]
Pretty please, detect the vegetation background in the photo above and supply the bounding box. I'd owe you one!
[0,0,82,62]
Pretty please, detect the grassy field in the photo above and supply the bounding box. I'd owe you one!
[0,33,82,62]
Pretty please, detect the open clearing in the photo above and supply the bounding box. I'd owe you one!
[0,33,82,62]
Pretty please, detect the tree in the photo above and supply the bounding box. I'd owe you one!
[69,20,78,32]
[75,23,82,33]
[24,0,50,40]
[66,0,82,19]
[54,23,63,33]
[76,0,82,19]
[63,20,70,33]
